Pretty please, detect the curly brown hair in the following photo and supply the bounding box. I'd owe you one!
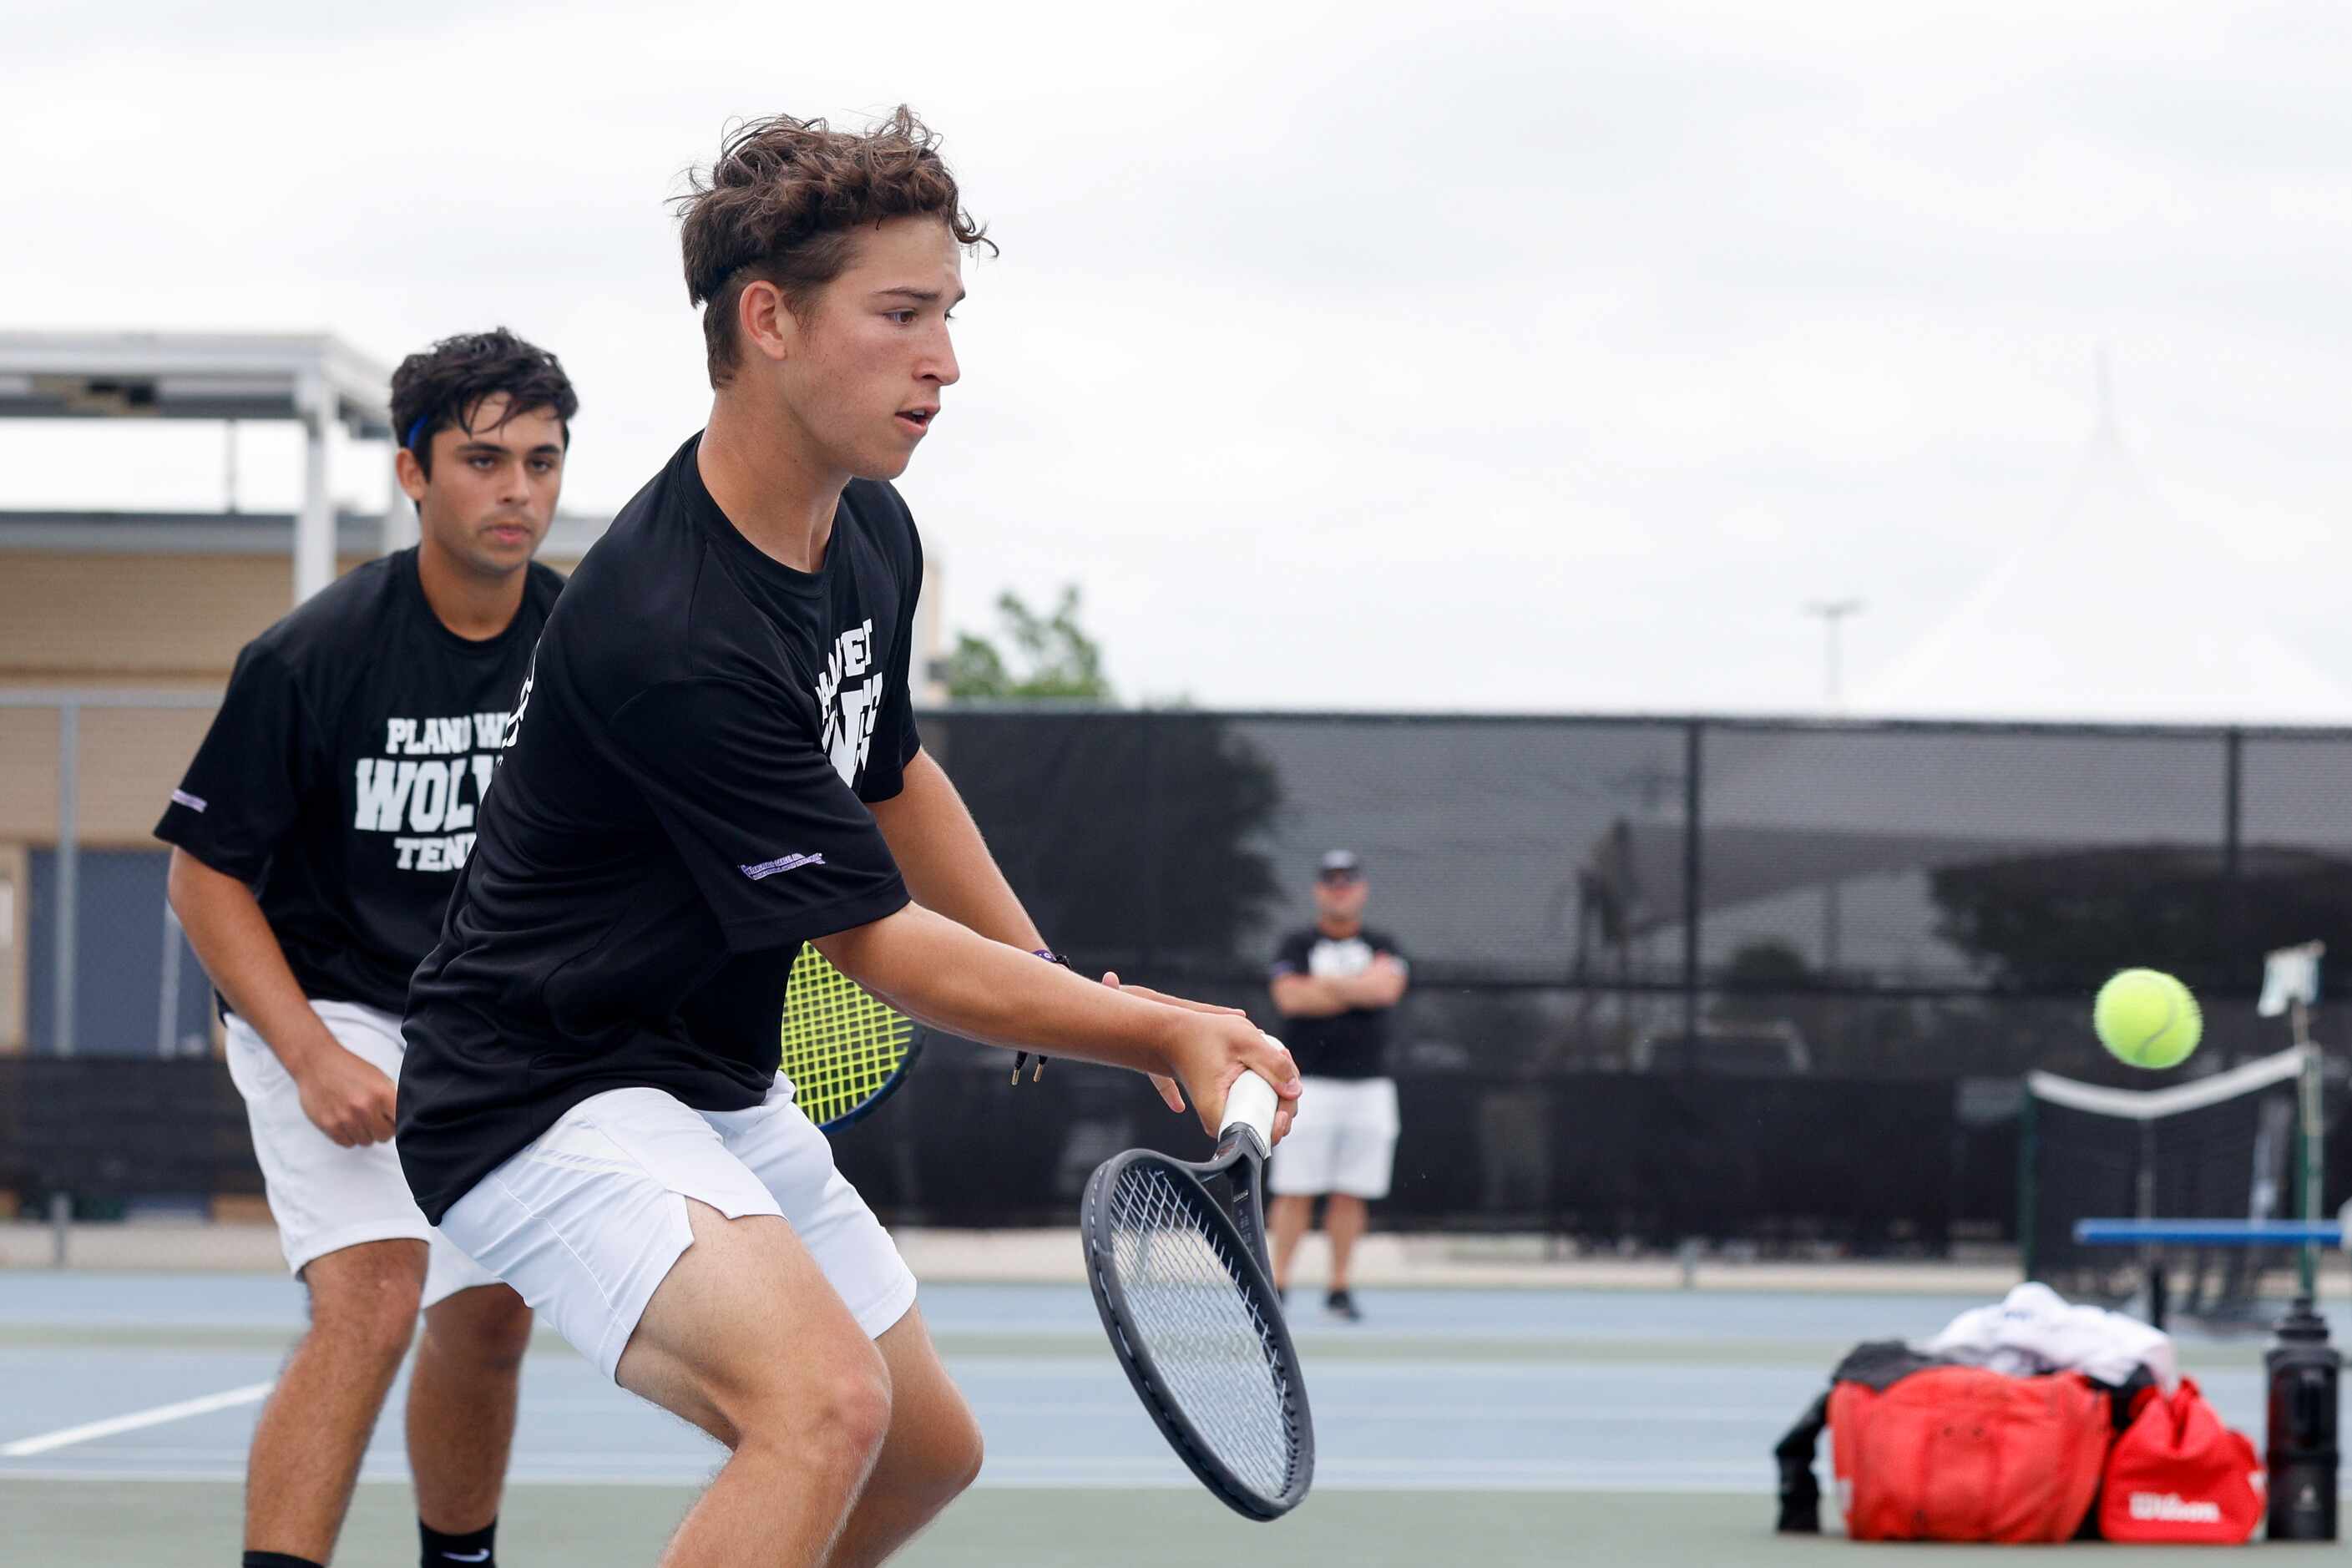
[674,106,992,388]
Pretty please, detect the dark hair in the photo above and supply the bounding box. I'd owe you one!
[390,327,579,475]
[674,105,993,388]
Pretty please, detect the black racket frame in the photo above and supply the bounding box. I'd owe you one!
[1080,1132,1316,1520]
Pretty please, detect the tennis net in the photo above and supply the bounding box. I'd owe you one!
[2021,1046,2313,1327]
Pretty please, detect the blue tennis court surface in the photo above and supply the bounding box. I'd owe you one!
[7,1272,2349,1564]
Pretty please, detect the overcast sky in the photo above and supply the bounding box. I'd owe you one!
[8,0,2352,718]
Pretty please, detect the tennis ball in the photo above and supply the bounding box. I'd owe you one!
[2093,969,2202,1070]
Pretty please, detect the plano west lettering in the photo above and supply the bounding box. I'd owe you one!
[353,711,510,871]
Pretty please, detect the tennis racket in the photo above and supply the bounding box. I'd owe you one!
[779,943,922,1131]
[1080,1058,1315,1520]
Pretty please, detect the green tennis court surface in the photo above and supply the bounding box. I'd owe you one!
[7,1272,2346,1565]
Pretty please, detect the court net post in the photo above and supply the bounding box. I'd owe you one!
[2260,941,2327,1299]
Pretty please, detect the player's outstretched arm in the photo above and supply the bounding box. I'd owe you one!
[165,849,396,1146]
[816,903,1300,1140]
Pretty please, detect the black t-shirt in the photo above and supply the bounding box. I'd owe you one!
[1268,926,1407,1080]
[398,434,923,1222]
[154,549,564,1016]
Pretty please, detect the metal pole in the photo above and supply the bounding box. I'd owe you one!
[2138,1119,2160,1325]
[1821,883,1842,979]
[53,701,78,1058]
[2018,1087,2040,1281]
[2223,731,2243,1065]
[1803,600,1864,711]
[158,899,184,1058]
[294,368,333,603]
[1682,721,1703,1058]
[2300,1036,2324,1298]
[381,428,416,555]
[49,1191,70,1268]
[1142,717,1164,974]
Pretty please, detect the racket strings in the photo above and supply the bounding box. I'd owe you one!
[781,953,913,1127]
[1105,1164,1299,1499]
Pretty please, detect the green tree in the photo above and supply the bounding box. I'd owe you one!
[943,586,1114,701]
[1931,844,2352,996]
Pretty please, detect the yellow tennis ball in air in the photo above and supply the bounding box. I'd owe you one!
[2093,969,2202,1070]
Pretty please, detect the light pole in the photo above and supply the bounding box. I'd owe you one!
[1803,599,1864,711]
[1803,599,1863,986]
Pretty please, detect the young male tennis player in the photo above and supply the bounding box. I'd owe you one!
[158,329,575,1568]
[397,109,1301,1566]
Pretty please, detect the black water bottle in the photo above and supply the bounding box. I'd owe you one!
[2266,1297,2339,1541]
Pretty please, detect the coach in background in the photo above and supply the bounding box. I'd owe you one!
[157,330,572,1568]
[1267,849,1409,1321]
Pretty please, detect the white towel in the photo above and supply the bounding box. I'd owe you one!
[1924,1281,2179,1393]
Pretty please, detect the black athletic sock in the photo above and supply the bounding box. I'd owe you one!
[244,1554,325,1568]
[420,1518,497,1567]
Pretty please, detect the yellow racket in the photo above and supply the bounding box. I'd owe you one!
[780,943,922,1130]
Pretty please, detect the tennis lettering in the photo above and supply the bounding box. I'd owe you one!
[394,833,477,871]
[353,711,511,872]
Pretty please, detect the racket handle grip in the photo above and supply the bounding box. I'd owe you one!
[1219,1059,1281,1151]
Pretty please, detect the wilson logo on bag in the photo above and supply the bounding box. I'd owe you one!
[2127,1492,2223,1523]
[2100,1378,2262,1545]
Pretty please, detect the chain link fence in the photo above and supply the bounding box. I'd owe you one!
[11,694,2352,1240]
[3,691,220,1061]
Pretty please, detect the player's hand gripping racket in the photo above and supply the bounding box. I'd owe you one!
[1081,1058,1314,1520]
[779,943,922,1131]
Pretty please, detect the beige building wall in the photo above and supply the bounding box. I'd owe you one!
[0,551,370,687]
[0,546,591,689]
[0,543,589,1054]
[0,548,592,844]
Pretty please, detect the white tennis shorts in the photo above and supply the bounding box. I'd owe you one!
[224,999,498,1308]
[436,1080,917,1382]
[1268,1075,1401,1200]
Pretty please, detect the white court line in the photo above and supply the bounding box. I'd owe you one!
[1,1382,276,1458]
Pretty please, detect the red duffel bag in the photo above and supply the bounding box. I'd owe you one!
[1777,1343,2112,1544]
[1833,1366,2111,1542]
[2099,1377,2263,1545]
